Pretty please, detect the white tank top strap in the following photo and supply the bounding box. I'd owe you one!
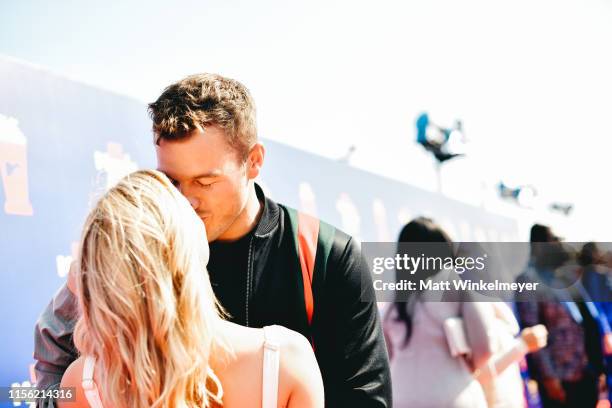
[82,355,105,408]
[262,325,281,408]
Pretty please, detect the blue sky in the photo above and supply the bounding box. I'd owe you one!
[2,0,611,240]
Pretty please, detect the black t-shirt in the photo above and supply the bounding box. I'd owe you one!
[207,232,253,324]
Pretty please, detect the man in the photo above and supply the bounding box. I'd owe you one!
[34,73,392,407]
[516,224,604,408]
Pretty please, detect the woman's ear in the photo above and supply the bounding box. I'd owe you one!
[246,143,265,180]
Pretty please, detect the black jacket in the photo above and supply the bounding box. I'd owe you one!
[212,185,391,406]
[33,184,392,407]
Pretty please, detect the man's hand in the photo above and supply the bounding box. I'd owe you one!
[383,328,393,361]
[543,378,566,403]
[67,261,77,295]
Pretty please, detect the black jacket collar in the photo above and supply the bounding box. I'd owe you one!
[253,183,280,238]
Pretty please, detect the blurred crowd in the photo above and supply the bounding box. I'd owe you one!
[384,219,612,408]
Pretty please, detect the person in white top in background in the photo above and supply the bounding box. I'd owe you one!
[474,302,548,408]
[58,169,324,408]
[384,218,493,408]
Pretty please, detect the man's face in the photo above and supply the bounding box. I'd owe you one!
[156,125,252,242]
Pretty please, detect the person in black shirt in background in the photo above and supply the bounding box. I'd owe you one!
[34,73,391,407]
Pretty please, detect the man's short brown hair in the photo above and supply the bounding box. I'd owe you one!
[148,73,257,160]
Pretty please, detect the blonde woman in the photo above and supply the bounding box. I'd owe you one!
[58,170,324,408]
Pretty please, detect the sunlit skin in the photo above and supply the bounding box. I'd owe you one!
[156,125,265,242]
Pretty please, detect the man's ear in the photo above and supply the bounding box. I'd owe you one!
[246,142,265,180]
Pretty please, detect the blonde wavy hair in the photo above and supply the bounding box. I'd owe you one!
[73,169,225,408]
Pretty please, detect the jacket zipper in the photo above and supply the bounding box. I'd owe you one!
[245,236,254,327]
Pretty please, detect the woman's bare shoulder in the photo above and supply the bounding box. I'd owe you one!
[271,325,324,408]
[57,357,88,408]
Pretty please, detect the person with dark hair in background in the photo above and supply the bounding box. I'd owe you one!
[516,224,605,408]
[580,242,612,303]
[579,242,612,404]
[383,217,492,408]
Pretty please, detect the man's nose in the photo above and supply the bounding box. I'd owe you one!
[186,195,200,209]
[178,185,200,209]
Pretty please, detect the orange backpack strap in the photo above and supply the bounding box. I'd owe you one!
[296,211,319,325]
[286,207,335,344]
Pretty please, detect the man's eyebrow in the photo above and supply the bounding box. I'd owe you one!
[193,170,222,179]
[155,170,221,180]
